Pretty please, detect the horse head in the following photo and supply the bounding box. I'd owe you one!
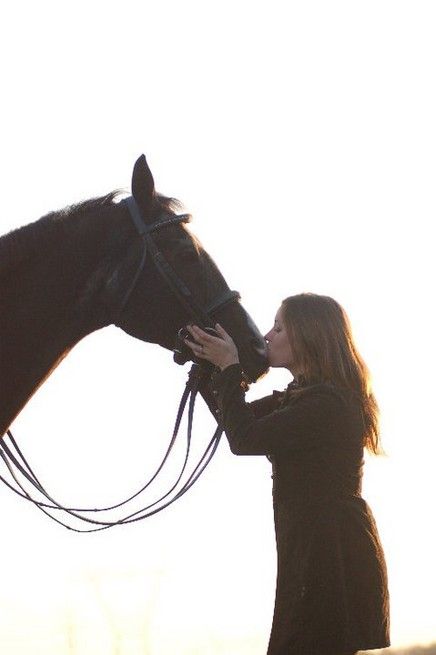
[111,155,268,383]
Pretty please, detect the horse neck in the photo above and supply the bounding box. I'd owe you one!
[0,201,125,436]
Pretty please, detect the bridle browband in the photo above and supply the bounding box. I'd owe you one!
[0,195,241,531]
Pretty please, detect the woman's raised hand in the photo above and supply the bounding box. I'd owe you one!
[184,323,239,371]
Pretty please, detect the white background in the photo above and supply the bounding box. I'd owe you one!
[0,1,435,653]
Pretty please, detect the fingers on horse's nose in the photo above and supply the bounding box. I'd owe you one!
[204,327,219,338]
[178,326,191,340]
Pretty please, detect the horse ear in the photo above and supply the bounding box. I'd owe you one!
[131,154,155,217]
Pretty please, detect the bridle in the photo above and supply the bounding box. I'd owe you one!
[119,196,241,362]
[0,196,240,531]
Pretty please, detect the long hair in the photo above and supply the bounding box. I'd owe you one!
[281,293,381,455]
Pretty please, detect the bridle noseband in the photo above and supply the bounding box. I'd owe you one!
[120,196,240,364]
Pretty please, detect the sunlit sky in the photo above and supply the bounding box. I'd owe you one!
[1,1,435,653]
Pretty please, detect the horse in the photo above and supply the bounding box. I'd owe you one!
[0,155,268,439]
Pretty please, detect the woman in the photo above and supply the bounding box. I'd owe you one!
[185,293,390,655]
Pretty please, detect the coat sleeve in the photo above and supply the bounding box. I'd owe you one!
[210,364,347,456]
[198,366,282,421]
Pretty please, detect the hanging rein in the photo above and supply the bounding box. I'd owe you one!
[0,196,240,532]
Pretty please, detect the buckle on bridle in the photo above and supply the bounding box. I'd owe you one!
[173,326,219,366]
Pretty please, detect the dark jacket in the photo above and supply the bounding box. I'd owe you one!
[208,364,390,655]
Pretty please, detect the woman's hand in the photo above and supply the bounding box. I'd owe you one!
[184,323,239,370]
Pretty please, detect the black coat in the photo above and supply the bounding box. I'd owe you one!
[208,364,390,655]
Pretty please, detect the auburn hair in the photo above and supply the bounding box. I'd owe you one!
[281,293,382,455]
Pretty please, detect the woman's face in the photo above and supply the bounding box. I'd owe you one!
[264,306,295,370]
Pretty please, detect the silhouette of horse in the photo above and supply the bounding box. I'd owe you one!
[0,155,268,438]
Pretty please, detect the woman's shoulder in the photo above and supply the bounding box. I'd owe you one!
[284,382,363,441]
[285,380,358,411]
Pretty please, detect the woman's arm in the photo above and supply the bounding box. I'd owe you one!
[211,364,347,456]
[198,366,282,421]
[185,323,282,421]
[184,323,347,455]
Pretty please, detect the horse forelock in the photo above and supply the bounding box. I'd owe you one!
[153,193,185,216]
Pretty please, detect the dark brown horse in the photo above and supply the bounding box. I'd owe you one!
[0,155,268,438]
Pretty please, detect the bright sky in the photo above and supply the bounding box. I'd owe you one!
[1,1,435,653]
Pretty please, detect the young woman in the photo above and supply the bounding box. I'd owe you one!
[185,293,390,655]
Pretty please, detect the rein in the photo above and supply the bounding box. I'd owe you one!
[0,364,221,532]
[0,195,237,530]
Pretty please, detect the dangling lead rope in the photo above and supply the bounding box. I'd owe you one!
[0,364,223,532]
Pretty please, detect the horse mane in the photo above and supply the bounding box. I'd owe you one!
[0,191,184,276]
